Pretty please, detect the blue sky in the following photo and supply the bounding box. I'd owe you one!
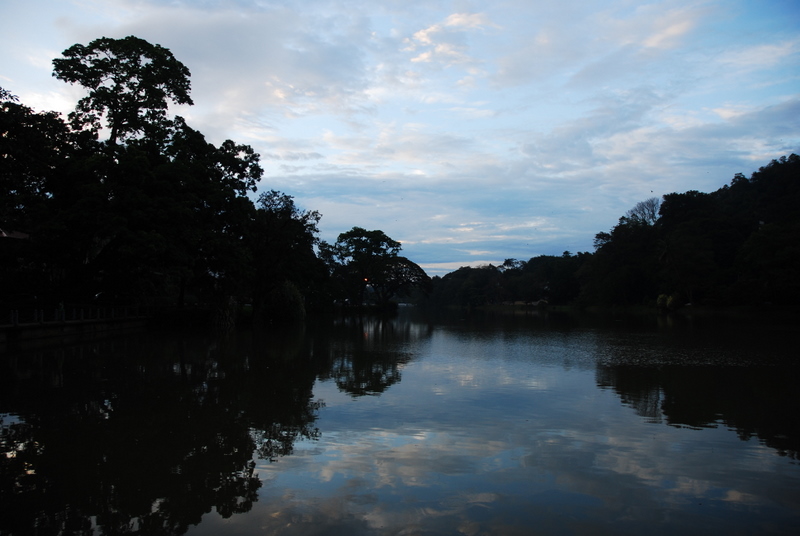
[2,0,798,275]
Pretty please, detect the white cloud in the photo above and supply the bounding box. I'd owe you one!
[404,11,496,69]
[719,39,800,70]
[1,0,798,275]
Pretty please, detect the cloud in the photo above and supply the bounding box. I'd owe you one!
[2,0,798,276]
[262,151,325,161]
[718,39,800,70]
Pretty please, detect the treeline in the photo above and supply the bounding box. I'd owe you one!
[428,154,800,309]
[3,36,798,321]
[0,36,429,324]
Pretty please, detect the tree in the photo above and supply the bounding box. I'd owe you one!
[0,87,72,231]
[522,254,586,304]
[4,37,281,321]
[578,209,661,305]
[427,265,502,308]
[368,256,431,306]
[52,36,193,146]
[161,118,262,314]
[626,197,660,226]
[321,227,429,307]
[0,87,103,303]
[249,190,324,321]
[328,227,402,266]
[48,41,261,308]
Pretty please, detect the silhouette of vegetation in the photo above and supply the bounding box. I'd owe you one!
[52,36,194,147]
[320,227,430,309]
[588,155,800,308]
[426,155,800,310]
[2,34,798,320]
[248,190,327,322]
[1,37,424,323]
[427,252,589,309]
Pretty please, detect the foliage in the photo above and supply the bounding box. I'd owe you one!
[321,227,430,307]
[3,36,437,322]
[249,190,326,321]
[1,89,73,231]
[428,252,588,309]
[578,215,660,305]
[4,34,798,316]
[580,154,800,307]
[52,35,193,146]
[625,197,661,225]
[3,38,263,314]
[428,154,798,310]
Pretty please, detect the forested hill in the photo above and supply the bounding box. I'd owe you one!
[429,154,800,309]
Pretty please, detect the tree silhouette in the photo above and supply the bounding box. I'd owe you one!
[53,36,193,146]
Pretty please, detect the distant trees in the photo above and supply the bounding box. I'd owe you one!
[427,252,588,309]
[428,155,799,311]
[579,154,800,308]
[429,264,502,308]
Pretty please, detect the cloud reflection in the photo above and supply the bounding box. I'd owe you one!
[190,316,800,535]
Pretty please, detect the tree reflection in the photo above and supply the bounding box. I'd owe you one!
[0,328,323,535]
[596,364,800,459]
[316,314,430,397]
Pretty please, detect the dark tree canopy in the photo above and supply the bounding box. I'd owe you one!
[1,88,72,231]
[321,227,429,307]
[626,197,660,226]
[6,33,798,321]
[53,36,193,145]
[330,227,402,265]
[248,190,325,321]
[4,35,441,323]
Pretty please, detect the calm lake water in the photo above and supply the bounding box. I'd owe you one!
[1,308,799,535]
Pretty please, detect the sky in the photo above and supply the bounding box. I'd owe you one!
[1,0,799,275]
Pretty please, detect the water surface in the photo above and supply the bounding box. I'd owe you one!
[1,309,798,535]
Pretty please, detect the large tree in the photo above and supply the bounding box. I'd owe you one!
[52,35,193,146]
[321,227,429,307]
[46,37,263,312]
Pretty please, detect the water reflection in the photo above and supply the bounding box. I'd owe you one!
[0,329,323,535]
[597,365,800,458]
[2,309,799,535]
[317,315,433,397]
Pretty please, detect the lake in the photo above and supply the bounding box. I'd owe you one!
[1,307,798,535]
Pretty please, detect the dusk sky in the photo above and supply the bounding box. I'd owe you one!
[2,0,798,275]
